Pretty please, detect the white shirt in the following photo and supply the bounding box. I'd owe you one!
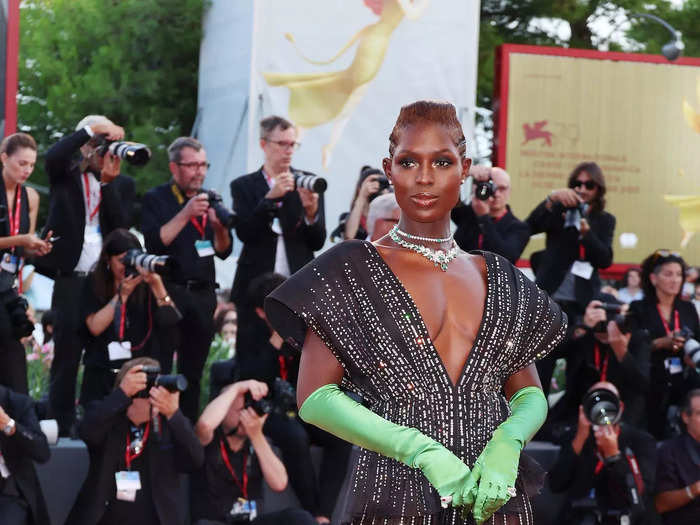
[73,173,103,272]
[263,171,291,277]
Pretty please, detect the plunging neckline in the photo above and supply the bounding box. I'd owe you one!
[365,241,492,389]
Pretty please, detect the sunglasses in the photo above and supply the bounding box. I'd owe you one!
[571,180,597,190]
[650,249,684,267]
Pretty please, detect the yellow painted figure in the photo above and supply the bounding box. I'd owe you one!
[665,78,700,247]
[263,0,430,167]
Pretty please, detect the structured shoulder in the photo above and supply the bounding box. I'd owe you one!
[230,170,261,190]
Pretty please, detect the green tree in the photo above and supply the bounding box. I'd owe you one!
[17,0,205,206]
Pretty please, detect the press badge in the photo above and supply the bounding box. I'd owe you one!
[665,357,683,375]
[571,260,594,280]
[115,471,141,501]
[230,498,257,521]
[84,224,102,244]
[195,239,215,257]
[0,253,19,274]
[108,341,132,361]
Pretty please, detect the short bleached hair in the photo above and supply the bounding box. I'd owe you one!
[366,192,399,239]
[75,115,112,131]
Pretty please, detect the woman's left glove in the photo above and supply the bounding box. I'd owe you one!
[462,386,548,524]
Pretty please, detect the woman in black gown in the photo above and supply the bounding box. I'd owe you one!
[266,101,567,524]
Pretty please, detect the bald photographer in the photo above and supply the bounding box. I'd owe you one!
[451,165,529,263]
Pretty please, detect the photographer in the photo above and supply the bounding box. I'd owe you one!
[141,137,233,421]
[79,229,181,406]
[239,273,350,523]
[0,133,52,394]
[526,161,616,395]
[66,357,204,525]
[37,115,136,437]
[628,250,700,440]
[230,116,326,357]
[549,382,657,525]
[451,166,529,263]
[0,385,50,525]
[548,296,651,430]
[655,389,700,524]
[332,165,390,241]
[191,379,316,525]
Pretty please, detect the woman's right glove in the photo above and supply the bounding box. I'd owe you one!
[299,383,472,505]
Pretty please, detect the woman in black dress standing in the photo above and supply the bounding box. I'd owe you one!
[0,133,52,393]
[266,101,567,524]
[629,250,700,439]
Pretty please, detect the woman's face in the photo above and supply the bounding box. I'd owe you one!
[383,122,469,225]
[109,252,127,281]
[571,170,599,204]
[223,310,237,325]
[1,147,37,185]
[651,262,684,297]
[627,270,641,288]
[221,322,237,342]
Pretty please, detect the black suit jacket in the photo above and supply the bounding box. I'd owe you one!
[33,129,135,277]
[230,167,326,303]
[451,203,530,263]
[0,385,50,525]
[527,200,615,309]
[66,388,204,525]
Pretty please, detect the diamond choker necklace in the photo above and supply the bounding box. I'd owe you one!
[389,225,459,272]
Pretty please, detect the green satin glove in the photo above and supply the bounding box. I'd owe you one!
[299,383,472,505]
[464,386,548,524]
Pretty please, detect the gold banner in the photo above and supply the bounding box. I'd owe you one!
[504,51,700,265]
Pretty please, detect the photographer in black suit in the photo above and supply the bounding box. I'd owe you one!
[36,115,136,436]
[230,116,326,356]
[141,137,233,421]
[66,357,204,525]
[451,165,529,263]
[526,161,616,395]
[0,385,50,525]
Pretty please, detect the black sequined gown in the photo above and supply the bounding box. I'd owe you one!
[266,240,567,525]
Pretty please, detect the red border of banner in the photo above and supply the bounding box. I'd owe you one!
[4,0,20,136]
[494,44,700,279]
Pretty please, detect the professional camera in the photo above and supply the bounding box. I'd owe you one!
[583,387,622,426]
[244,378,297,416]
[5,294,33,339]
[676,327,700,367]
[95,137,151,166]
[593,303,632,334]
[563,202,590,231]
[135,364,188,398]
[474,178,497,201]
[201,189,237,228]
[570,497,632,525]
[122,249,173,277]
[293,169,328,193]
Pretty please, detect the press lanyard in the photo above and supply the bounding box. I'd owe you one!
[656,304,680,336]
[593,343,609,382]
[579,243,586,260]
[7,185,22,239]
[171,183,207,239]
[594,446,645,495]
[125,422,151,470]
[83,173,101,222]
[477,212,506,250]
[278,356,288,381]
[118,294,153,351]
[220,438,248,499]
[7,185,24,292]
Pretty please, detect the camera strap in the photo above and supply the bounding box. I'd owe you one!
[656,305,680,336]
[171,182,207,239]
[579,243,586,260]
[593,343,609,382]
[83,173,101,222]
[219,438,248,498]
[125,421,151,470]
[118,294,153,351]
[278,356,288,381]
[593,443,645,496]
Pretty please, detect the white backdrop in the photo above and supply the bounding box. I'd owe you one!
[247,0,480,243]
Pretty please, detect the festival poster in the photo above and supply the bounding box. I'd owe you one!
[248,0,480,243]
[497,46,700,265]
